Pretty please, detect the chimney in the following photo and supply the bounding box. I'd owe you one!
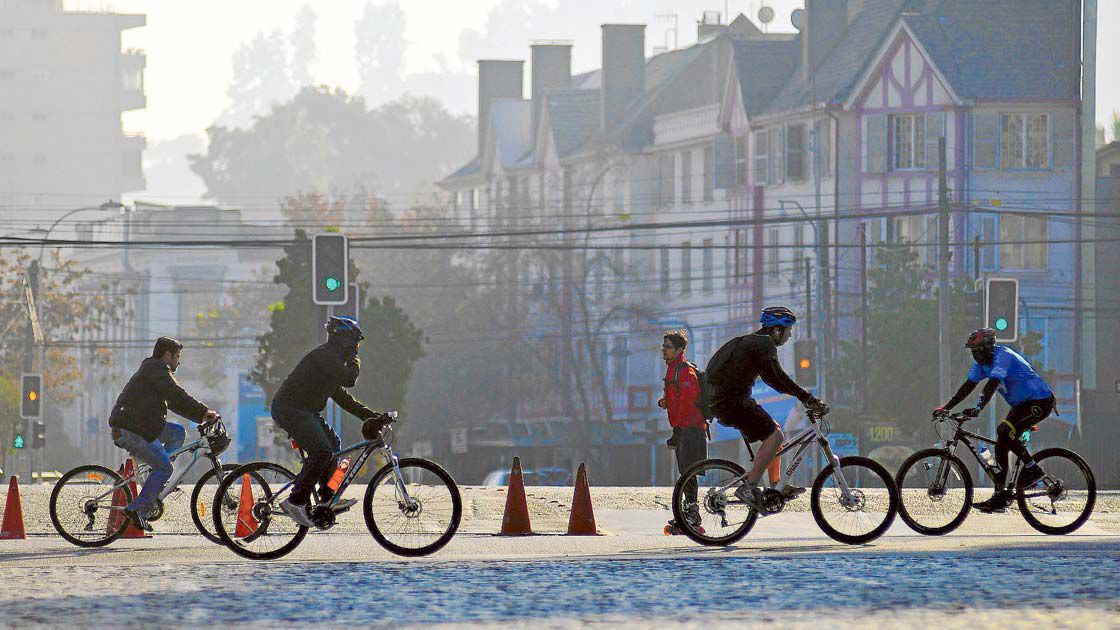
[697,10,725,41]
[600,24,646,134]
[801,0,848,81]
[530,42,572,140]
[477,59,524,156]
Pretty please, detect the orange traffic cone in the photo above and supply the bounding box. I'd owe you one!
[566,463,599,535]
[500,457,532,535]
[117,458,151,539]
[234,474,260,538]
[0,476,26,540]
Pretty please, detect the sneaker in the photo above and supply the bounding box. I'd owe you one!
[779,485,806,499]
[1017,464,1045,490]
[972,491,1012,513]
[280,498,314,528]
[122,508,153,532]
[734,484,767,513]
[331,498,358,513]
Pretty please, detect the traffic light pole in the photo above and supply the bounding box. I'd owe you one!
[937,137,952,403]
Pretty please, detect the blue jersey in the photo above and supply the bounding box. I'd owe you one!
[967,346,1052,407]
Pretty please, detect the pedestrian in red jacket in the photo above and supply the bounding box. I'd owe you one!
[658,330,706,533]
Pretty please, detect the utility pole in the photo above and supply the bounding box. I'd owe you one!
[804,257,812,339]
[860,224,869,411]
[937,137,951,403]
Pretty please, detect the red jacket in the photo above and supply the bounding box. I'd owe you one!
[663,355,706,429]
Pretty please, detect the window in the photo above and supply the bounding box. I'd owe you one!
[32,112,47,123]
[660,247,671,293]
[735,136,749,186]
[980,216,997,271]
[752,131,768,185]
[680,242,692,294]
[768,128,784,184]
[999,215,1047,270]
[786,123,806,180]
[816,118,832,178]
[681,151,692,204]
[658,154,675,207]
[0,71,13,80]
[31,29,47,39]
[734,229,747,283]
[611,337,629,388]
[702,145,714,201]
[1000,113,1049,169]
[702,238,714,293]
[766,228,780,276]
[469,188,478,211]
[890,114,926,170]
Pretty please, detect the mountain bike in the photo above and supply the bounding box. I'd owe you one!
[49,420,237,547]
[895,411,1095,535]
[211,412,462,560]
[671,406,898,546]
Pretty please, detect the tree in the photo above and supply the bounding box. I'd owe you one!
[355,0,407,105]
[289,5,318,88]
[1112,111,1120,144]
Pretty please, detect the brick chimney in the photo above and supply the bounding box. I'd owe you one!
[600,24,645,134]
[477,60,524,155]
[802,0,848,81]
[530,43,572,140]
[697,10,725,41]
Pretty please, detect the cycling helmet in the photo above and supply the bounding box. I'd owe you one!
[760,306,797,329]
[964,328,996,350]
[204,424,231,456]
[326,315,364,342]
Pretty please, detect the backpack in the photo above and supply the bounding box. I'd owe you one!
[704,335,743,391]
[673,360,715,421]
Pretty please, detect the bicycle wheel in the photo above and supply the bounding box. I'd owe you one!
[671,458,758,546]
[1016,448,1096,535]
[212,462,308,560]
[49,465,133,548]
[811,456,898,544]
[363,457,462,557]
[895,449,973,535]
[190,463,241,544]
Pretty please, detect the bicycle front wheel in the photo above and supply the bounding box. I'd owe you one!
[190,463,241,544]
[895,449,973,535]
[49,465,132,548]
[212,462,307,560]
[671,458,757,546]
[1017,448,1096,535]
[363,457,461,557]
[811,456,898,544]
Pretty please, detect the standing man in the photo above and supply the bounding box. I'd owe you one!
[659,329,706,533]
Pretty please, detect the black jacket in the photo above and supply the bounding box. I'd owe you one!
[272,341,374,419]
[108,357,209,442]
[707,333,813,405]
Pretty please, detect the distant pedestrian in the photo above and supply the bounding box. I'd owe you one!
[658,329,707,534]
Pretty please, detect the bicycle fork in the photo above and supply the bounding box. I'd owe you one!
[819,439,859,508]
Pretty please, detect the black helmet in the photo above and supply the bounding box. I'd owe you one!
[326,315,364,342]
[760,306,797,328]
[204,424,231,456]
[964,328,996,351]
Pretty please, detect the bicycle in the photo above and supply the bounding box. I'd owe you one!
[895,411,1095,535]
[211,411,462,560]
[671,406,899,546]
[49,419,237,547]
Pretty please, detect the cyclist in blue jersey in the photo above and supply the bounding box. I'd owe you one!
[934,328,1055,512]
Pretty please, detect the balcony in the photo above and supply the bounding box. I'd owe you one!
[120,132,145,192]
[120,49,145,111]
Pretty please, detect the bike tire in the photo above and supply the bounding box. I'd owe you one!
[50,464,133,548]
[671,458,758,547]
[895,449,973,536]
[211,461,308,560]
[811,455,898,545]
[363,457,462,557]
[190,463,241,544]
[1017,448,1096,535]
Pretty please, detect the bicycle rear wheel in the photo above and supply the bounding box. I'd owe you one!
[811,456,898,544]
[1017,448,1096,535]
[671,458,757,546]
[895,449,973,535]
[363,457,461,557]
[49,465,133,548]
[212,462,307,560]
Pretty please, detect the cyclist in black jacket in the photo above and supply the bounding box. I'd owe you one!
[109,336,219,531]
[706,307,827,512]
[273,316,388,527]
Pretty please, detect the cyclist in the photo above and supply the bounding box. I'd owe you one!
[272,316,389,527]
[706,306,827,512]
[108,336,220,532]
[934,328,1054,513]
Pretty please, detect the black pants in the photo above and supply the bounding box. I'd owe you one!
[994,396,1054,487]
[674,427,708,505]
[272,401,341,505]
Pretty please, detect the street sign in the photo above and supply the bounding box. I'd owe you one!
[450,428,469,454]
[829,432,859,457]
[20,373,42,420]
[312,233,349,305]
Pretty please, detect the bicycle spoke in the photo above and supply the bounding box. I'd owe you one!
[50,466,132,547]
[365,460,461,556]
[214,465,305,559]
[898,453,969,532]
[1018,452,1093,532]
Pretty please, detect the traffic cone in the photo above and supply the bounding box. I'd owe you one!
[0,476,26,540]
[117,459,151,539]
[499,457,532,535]
[234,474,260,538]
[566,463,599,535]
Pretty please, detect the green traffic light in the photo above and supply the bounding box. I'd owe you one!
[994,317,1009,331]
[12,435,24,449]
[325,276,341,292]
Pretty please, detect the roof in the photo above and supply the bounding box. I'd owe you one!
[444,156,480,181]
[732,37,801,117]
[488,99,533,169]
[543,89,602,158]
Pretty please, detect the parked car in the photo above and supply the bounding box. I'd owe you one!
[481,466,573,486]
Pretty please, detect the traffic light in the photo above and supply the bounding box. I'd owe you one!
[32,421,45,450]
[312,233,349,305]
[794,338,817,385]
[20,373,42,420]
[12,422,26,450]
[984,278,1019,342]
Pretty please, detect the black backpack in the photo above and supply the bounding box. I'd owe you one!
[672,360,715,421]
[704,335,743,391]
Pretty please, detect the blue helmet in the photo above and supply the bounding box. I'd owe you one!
[326,315,364,341]
[760,306,797,329]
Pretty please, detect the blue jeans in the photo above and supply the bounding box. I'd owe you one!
[112,423,186,512]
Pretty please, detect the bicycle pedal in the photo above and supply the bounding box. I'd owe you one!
[330,498,358,513]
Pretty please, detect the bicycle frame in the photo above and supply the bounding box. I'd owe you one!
[93,428,226,508]
[937,420,1022,489]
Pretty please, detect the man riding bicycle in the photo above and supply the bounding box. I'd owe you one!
[272,316,390,527]
[934,328,1054,513]
[707,306,827,512]
[109,336,220,532]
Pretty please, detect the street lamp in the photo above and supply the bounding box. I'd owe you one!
[37,200,128,268]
